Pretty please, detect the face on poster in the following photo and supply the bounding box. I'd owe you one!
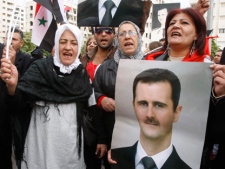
[112,60,212,169]
[77,0,149,30]
[151,3,180,41]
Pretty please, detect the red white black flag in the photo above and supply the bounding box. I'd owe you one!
[31,0,65,52]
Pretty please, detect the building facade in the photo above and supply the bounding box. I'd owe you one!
[0,0,25,42]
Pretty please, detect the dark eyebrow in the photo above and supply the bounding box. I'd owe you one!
[153,101,167,107]
[137,100,147,104]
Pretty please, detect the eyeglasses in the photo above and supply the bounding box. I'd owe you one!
[95,28,114,35]
[118,30,137,37]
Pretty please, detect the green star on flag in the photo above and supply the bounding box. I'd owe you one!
[32,0,65,52]
[38,17,47,26]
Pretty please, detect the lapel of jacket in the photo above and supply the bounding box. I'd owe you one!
[161,146,181,169]
[123,141,137,169]
[111,141,137,169]
[128,141,138,169]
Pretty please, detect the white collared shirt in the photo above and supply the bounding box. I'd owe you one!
[135,141,173,169]
[98,0,121,23]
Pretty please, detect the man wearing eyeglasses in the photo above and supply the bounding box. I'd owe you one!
[77,0,149,32]
[83,27,117,169]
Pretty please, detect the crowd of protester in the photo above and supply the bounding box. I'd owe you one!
[1,0,225,169]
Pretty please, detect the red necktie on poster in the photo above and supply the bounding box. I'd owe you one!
[101,0,115,26]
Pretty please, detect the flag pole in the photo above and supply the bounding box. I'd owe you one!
[6,0,25,59]
[6,3,17,59]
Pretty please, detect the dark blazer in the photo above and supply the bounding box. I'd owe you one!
[0,45,35,169]
[111,142,191,169]
[77,0,144,29]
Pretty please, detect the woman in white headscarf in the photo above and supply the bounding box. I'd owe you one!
[1,24,93,169]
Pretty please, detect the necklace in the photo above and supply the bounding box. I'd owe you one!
[168,55,185,62]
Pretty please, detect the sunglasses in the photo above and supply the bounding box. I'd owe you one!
[95,28,114,35]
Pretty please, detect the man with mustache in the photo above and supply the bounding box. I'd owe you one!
[111,68,191,169]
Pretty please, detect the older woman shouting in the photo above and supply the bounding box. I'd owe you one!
[145,7,210,62]
[145,7,225,169]
[1,24,93,169]
[93,21,144,169]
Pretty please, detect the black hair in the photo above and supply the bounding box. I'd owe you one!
[133,68,181,111]
[216,49,223,53]
[10,27,24,40]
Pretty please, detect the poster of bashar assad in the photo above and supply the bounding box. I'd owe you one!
[111,60,212,169]
[77,0,151,32]
[151,3,180,41]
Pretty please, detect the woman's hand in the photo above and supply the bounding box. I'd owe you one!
[210,64,225,97]
[107,149,117,164]
[0,58,18,95]
[194,0,210,15]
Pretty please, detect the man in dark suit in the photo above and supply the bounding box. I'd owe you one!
[111,68,191,169]
[0,27,41,169]
[77,0,151,33]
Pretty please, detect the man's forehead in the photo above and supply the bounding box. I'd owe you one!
[135,82,173,101]
[137,81,172,91]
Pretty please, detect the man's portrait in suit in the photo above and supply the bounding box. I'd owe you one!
[151,3,180,41]
[111,68,191,169]
[77,0,151,33]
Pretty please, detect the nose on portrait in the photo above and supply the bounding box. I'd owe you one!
[145,107,155,118]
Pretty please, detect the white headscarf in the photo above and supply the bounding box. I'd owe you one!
[53,24,83,74]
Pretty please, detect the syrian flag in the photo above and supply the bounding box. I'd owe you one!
[31,4,57,52]
[31,0,65,52]
[33,0,65,23]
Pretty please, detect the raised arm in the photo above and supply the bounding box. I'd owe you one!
[194,0,210,15]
